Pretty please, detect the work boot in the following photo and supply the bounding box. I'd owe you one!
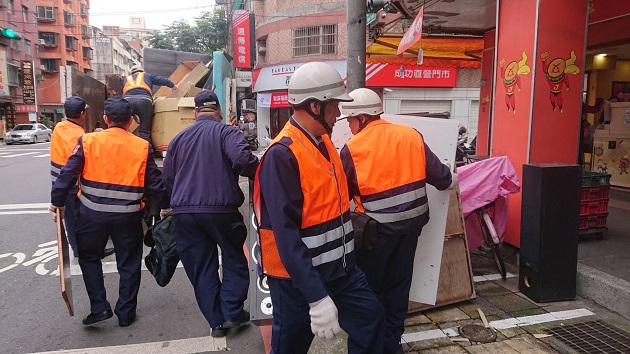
[211,325,227,338]
[102,248,115,259]
[223,310,250,329]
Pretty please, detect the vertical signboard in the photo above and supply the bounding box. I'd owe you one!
[5,103,16,131]
[0,51,9,97]
[233,10,252,69]
[21,61,36,106]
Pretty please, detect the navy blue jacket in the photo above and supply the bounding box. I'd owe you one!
[124,73,175,99]
[163,115,259,214]
[51,127,165,223]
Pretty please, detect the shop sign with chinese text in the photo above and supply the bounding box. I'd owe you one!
[21,61,36,105]
[366,63,457,87]
[233,10,252,69]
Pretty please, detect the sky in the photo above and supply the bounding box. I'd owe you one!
[89,0,216,31]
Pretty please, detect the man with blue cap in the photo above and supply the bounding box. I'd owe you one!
[162,90,259,337]
[50,97,165,328]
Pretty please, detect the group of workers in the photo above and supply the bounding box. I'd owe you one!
[48,61,456,354]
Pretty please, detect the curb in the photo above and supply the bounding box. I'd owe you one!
[576,263,630,319]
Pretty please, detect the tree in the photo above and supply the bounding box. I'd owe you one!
[147,8,228,57]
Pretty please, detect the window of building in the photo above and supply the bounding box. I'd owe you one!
[10,38,21,51]
[63,11,76,27]
[82,46,93,59]
[22,6,28,22]
[80,3,88,17]
[37,6,55,21]
[39,32,59,46]
[7,64,20,86]
[41,59,60,72]
[292,24,337,57]
[8,0,14,14]
[65,36,78,51]
[81,25,90,38]
[24,39,31,55]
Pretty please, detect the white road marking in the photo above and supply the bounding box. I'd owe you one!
[0,148,50,151]
[0,152,10,155]
[473,273,517,282]
[1,152,38,158]
[401,308,594,344]
[0,210,49,215]
[30,335,228,353]
[0,203,49,209]
[34,154,50,157]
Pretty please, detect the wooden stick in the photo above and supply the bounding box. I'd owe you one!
[478,308,489,328]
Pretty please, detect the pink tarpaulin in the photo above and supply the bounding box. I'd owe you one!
[456,156,521,251]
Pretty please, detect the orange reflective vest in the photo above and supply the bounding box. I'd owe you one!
[50,120,84,185]
[253,123,354,279]
[345,120,429,225]
[78,129,148,214]
[122,72,152,95]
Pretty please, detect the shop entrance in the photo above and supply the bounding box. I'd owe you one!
[270,107,292,138]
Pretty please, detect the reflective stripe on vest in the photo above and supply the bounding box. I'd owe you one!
[78,129,148,214]
[50,120,84,184]
[122,72,152,95]
[346,120,429,224]
[254,123,353,279]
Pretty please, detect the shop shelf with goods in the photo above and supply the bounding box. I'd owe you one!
[579,171,612,239]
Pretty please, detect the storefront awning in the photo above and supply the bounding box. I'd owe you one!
[367,36,483,69]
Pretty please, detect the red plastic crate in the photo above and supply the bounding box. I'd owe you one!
[579,212,609,230]
[579,199,609,216]
[580,186,610,201]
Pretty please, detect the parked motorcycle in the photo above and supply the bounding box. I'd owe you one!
[246,134,259,151]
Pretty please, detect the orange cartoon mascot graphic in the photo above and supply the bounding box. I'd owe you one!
[500,52,531,113]
[541,51,581,113]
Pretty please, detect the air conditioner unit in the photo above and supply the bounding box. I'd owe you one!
[242,99,256,112]
[37,39,46,45]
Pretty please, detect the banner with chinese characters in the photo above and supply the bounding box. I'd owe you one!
[0,51,9,97]
[15,104,37,112]
[366,63,457,87]
[233,10,252,69]
[21,61,36,106]
[256,91,291,108]
[397,5,424,56]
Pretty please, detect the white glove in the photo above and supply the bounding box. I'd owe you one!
[448,173,459,190]
[48,205,65,222]
[171,84,179,91]
[309,296,341,340]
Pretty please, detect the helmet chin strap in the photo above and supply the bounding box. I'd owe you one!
[305,101,333,135]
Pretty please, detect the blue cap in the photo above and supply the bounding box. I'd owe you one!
[64,96,87,117]
[194,90,220,109]
[104,97,133,121]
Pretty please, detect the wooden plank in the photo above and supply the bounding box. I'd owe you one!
[56,210,74,316]
[153,62,210,98]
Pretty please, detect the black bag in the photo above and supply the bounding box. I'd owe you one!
[144,215,179,287]
[350,212,379,251]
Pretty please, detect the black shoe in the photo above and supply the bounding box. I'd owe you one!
[211,325,227,338]
[119,313,136,327]
[102,248,115,259]
[223,310,250,329]
[82,310,113,325]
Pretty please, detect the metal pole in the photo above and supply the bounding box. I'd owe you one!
[347,0,366,92]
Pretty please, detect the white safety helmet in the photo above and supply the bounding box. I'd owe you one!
[340,88,383,119]
[288,62,353,105]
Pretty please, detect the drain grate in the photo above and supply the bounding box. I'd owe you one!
[546,320,630,354]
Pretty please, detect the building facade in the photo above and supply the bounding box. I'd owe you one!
[91,26,141,84]
[36,0,93,122]
[1,0,41,133]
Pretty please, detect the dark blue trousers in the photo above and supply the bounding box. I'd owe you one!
[174,212,249,328]
[64,193,78,252]
[269,267,385,354]
[356,230,422,354]
[75,212,143,322]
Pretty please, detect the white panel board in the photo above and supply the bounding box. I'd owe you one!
[331,114,458,305]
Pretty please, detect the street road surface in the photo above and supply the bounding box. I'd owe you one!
[0,141,265,353]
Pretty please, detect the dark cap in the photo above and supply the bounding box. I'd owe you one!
[64,96,87,118]
[104,97,133,122]
[194,90,220,109]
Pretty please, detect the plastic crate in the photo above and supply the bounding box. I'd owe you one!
[580,185,610,201]
[581,171,612,187]
[579,212,609,230]
[579,199,609,216]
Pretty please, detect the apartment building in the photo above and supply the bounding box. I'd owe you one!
[1,0,41,130]
[36,0,92,122]
[91,25,141,84]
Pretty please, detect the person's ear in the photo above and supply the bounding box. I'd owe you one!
[310,101,320,114]
[103,115,110,125]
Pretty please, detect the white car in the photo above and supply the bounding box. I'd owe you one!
[5,124,52,145]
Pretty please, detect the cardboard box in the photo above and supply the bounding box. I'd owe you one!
[151,97,196,152]
[153,61,210,99]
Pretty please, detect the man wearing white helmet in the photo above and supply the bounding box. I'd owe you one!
[253,63,385,354]
[339,88,456,354]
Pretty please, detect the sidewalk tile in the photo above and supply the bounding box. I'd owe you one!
[405,313,433,326]
[404,323,440,333]
[484,293,539,313]
[466,341,520,354]
[474,281,512,297]
[423,306,471,323]
[508,308,548,318]
[457,297,504,319]
[437,319,475,331]
[307,331,348,354]
[417,345,468,353]
[497,326,527,339]
[503,334,560,354]
[492,277,520,293]
[402,337,454,351]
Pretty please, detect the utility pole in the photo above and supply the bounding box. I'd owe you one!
[347,1,367,92]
